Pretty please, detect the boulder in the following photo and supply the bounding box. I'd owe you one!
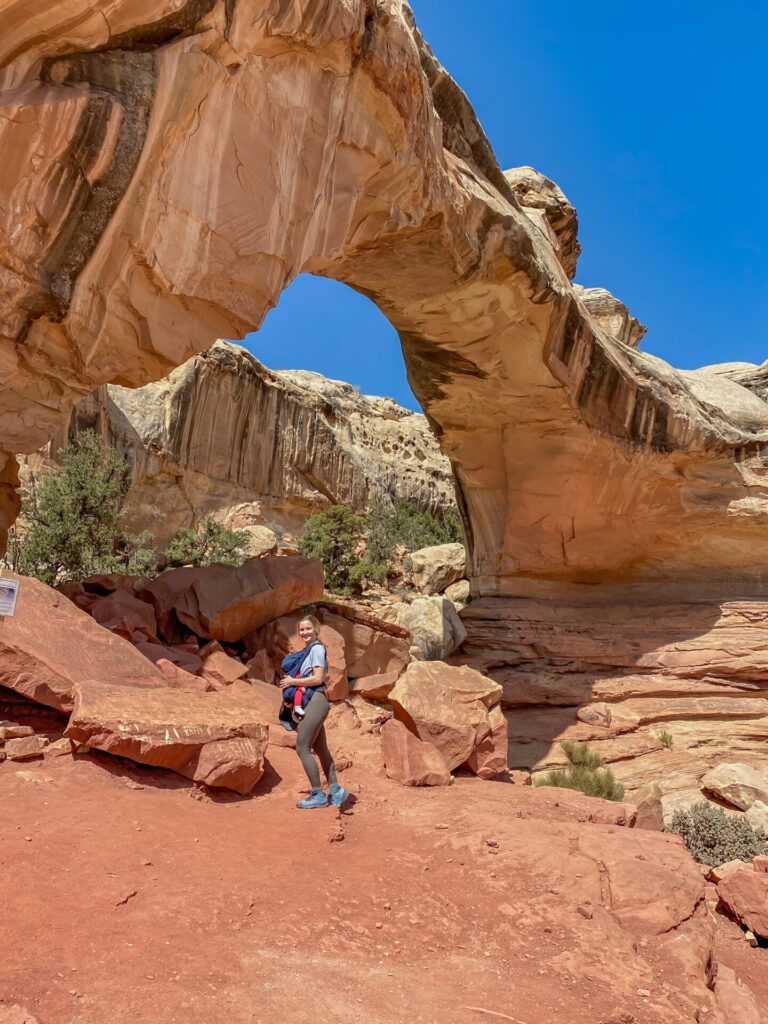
[140,556,323,643]
[349,671,401,702]
[201,650,248,688]
[43,738,76,758]
[632,782,665,831]
[388,662,502,771]
[89,590,158,642]
[392,597,467,661]
[380,718,452,787]
[81,573,149,595]
[3,735,46,761]
[0,724,34,740]
[408,543,466,595]
[444,579,470,609]
[702,762,768,810]
[745,800,768,834]
[237,524,278,559]
[464,703,508,779]
[134,641,203,676]
[65,678,268,794]
[714,965,762,1024]
[154,659,209,693]
[245,649,276,685]
[0,572,169,711]
[717,868,768,938]
[576,702,612,728]
[316,604,410,680]
[752,855,768,873]
[709,859,752,883]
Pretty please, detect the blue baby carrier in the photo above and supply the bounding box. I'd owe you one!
[278,641,326,731]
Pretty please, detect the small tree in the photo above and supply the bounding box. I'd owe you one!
[366,497,462,566]
[6,431,136,585]
[298,505,366,593]
[669,802,768,867]
[163,514,249,568]
[534,741,626,802]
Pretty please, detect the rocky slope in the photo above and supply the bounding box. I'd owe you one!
[27,340,453,545]
[1,700,763,1024]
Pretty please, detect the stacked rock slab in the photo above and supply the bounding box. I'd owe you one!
[4,1,768,805]
[0,572,268,793]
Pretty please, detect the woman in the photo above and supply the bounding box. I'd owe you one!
[280,614,349,809]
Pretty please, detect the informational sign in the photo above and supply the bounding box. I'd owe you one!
[0,577,19,617]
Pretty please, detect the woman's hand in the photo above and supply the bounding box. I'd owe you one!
[279,677,294,689]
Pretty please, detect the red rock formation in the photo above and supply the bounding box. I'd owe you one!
[139,556,323,643]
[718,869,768,939]
[380,717,451,787]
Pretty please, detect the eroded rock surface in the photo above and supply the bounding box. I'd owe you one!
[33,342,454,545]
[4,0,768,603]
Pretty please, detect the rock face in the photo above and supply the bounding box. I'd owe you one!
[5,0,768,811]
[34,341,455,545]
[4,0,768,604]
[458,595,768,812]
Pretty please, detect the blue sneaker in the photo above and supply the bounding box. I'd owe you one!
[296,788,329,809]
[329,784,350,808]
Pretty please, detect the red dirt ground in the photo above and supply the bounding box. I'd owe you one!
[1,705,765,1024]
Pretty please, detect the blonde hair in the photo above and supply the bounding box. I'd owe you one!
[298,614,322,635]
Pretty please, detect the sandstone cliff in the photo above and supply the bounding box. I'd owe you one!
[2,0,768,596]
[26,340,453,545]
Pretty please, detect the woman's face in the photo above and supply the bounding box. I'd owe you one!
[298,619,317,645]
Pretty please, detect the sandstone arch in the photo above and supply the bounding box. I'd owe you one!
[2,0,768,608]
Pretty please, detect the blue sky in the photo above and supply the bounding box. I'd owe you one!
[243,0,766,411]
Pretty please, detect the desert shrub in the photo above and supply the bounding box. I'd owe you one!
[298,505,366,593]
[657,730,674,748]
[347,553,388,590]
[163,514,249,568]
[668,801,768,867]
[534,741,626,802]
[3,430,158,585]
[366,497,462,563]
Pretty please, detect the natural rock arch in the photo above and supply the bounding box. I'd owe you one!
[2,0,768,605]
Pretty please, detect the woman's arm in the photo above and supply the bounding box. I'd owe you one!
[279,665,326,688]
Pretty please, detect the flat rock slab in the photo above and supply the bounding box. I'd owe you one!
[65,679,268,794]
[0,572,165,711]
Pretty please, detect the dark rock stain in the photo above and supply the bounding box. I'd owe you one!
[37,51,157,322]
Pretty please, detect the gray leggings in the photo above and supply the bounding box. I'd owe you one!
[295,691,338,790]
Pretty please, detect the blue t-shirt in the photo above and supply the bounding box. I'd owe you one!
[299,642,328,681]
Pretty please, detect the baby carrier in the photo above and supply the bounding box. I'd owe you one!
[278,641,326,730]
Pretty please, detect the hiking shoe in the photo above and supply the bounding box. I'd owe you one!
[329,784,350,808]
[296,789,328,809]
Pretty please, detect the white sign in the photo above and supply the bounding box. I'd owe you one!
[0,578,19,617]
